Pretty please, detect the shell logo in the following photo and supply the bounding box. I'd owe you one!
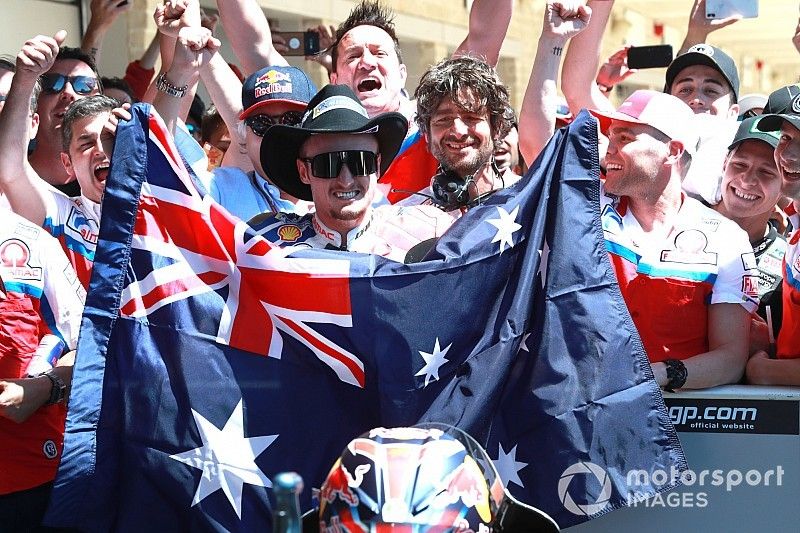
[278,224,302,242]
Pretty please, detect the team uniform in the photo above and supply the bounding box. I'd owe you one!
[601,189,759,362]
[208,167,310,222]
[777,202,800,358]
[251,205,456,263]
[751,222,787,339]
[42,190,100,289]
[0,210,84,496]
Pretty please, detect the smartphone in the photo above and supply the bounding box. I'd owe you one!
[626,45,674,70]
[705,0,758,19]
[275,31,321,56]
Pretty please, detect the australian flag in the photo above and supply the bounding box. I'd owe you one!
[46,105,686,531]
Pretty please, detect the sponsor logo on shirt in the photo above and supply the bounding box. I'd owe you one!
[0,238,43,281]
[277,224,302,243]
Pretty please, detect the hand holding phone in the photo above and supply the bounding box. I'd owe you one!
[274,31,321,56]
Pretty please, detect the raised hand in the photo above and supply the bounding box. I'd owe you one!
[596,45,637,88]
[154,0,201,37]
[16,31,66,81]
[687,0,740,37]
[544,1,591,40]
[88,0,132,31]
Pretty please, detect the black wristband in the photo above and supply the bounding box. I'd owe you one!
[39,370,67,405]
[663,359,687,392]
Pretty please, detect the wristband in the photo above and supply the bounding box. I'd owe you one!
[156,72,188,98]
[663,359,687,392]
[39,369,67,405]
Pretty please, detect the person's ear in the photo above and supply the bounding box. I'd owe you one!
[728,103,740,120]
[29,112,40,140]
[665,139,685,165]
[298,158,311,185]
[61,152,75,178]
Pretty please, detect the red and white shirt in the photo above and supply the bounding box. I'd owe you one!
[601,190,758,362]
[42,191,101,289]
[0,209,85,494]
[777,202,800,358]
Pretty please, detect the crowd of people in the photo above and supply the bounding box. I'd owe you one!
[0,0,799,529]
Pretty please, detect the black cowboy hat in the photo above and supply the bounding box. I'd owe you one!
[259,84,408,201]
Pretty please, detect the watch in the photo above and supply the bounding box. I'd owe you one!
[663,359,687,392]
[40,369,67,405]
[156,72,188,98]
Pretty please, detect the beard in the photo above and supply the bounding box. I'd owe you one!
[430,137,494,178]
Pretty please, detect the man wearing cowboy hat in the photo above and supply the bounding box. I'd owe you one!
[250,84,455,262]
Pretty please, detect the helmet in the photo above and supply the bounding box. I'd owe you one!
[306,424,559,532]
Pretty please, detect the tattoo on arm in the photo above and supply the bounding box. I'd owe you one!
[90,47,99,62]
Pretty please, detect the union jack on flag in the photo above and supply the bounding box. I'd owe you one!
[49,105,686,532]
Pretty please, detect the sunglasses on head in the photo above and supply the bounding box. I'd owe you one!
[301,150,378,179]
[245,111,303,136]
[40,73,98,95]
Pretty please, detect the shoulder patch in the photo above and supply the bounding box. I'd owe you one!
[277,224,303,242]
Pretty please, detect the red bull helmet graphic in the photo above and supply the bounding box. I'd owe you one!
[306,424,559,532]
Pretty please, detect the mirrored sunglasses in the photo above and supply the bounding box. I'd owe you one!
[40,73,99,95]
[301,150,378,179]
[245,111,303,136]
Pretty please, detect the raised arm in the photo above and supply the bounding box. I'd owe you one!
[679,0,740,54]
[215,0,289,74]
[199,53,252,172]
[81,0,132,65]
[519,1,591,165]
[652,303,750,389]
[561,0,616,115]
[153,27,218,135]
[453,0,512,67]
[0,32,65,226]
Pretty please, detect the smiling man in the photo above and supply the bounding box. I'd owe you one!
[665,44,739,119]
[592,90,758,391]
[744,84,800,380]
[713,117,785,337]
[411,56,518,211]
[27,45,102,198]
[251,84,455,262]
[0,32,118,288]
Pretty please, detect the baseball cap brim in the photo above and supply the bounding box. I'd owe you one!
[260,112,408,201]
[589,108,647,136]
[728,116,780,150]
[239,98,309,120]
[757,113,800,133]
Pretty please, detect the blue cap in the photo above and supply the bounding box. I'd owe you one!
[240,66,317,119]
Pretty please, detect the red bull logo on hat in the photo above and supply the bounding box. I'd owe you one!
[254,69,293,98]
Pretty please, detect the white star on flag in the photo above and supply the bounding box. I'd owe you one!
[170,399,278,519]
[487,206,522,253]
[493,443,528,488]
[415,338,452,387]
[519,332,532,353]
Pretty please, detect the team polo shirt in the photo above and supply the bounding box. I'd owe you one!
[0,210,85,494]
[777,203,800,358]
[251,205,455,263]
[42,191,100,289]
[601,190,759,362]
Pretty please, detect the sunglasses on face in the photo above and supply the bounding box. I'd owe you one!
[40,73,99,95]
[301,150,378,179]
[245,111,303,136]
